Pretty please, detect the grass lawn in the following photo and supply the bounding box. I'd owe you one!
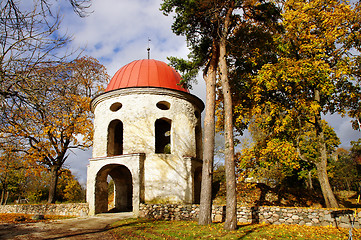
[109,218,360,240]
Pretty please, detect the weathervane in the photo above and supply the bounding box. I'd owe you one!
[147,38,151,59]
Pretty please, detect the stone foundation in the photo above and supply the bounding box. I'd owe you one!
[140,204,361,229]
[0,203,89,217]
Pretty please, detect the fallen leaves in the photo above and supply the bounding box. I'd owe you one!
[0,213,71,224]
[110,218,361,239]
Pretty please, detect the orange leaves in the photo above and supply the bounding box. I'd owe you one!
[0,56,108,171]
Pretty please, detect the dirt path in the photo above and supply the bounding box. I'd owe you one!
[0,212,134,240]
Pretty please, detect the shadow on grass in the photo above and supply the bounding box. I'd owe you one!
[109,219,267,240]
[235,223,267,239]
[42,218,152,240]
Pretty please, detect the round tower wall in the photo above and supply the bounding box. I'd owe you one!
[90,88,203,204]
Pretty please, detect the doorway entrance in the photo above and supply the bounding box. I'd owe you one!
[94,164,133,213]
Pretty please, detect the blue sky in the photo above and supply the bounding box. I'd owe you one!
[52,0,360,185]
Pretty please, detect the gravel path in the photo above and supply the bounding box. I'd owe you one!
[0,212,134,240]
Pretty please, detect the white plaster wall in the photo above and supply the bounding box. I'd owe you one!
[89,88,204,205]
[92,90,201,158]
[143,154,193,203]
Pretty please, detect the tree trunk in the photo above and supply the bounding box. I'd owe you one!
[314,89,338,208]
[48,165,60,203]
[307,171,313,190]
[4,191,9,205]
[219,4,237,230]
[198,42,218,225]
[0,189,4,205]
[315,159,338,208]
[346,180,350,191]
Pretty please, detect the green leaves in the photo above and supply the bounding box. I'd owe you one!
[167,56,199,89]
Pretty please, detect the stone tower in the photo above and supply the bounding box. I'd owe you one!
[86,59,204,215]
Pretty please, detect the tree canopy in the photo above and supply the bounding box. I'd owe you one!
[0,56,109,203]
[246,0,361,208]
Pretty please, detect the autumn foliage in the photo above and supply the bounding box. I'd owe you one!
[0,56,109,203]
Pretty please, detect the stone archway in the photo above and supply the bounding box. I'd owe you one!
[94,164,133,214]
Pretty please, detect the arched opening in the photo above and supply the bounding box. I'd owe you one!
[108,120,123,156]
[193,167,202,204]
[195,125,202,159]
[155,118,171,154]
[95,164,133,214]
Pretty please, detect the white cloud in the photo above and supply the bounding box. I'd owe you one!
[58,0,189,75]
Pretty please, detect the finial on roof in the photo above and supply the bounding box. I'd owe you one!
[147,38,151,59]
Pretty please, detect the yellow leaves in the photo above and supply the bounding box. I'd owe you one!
[309,102,321,115]
[259,139,300,170]
[280,0,356,64]
[0,56,108,171]
[56,169,83,202]
[237,131,300,184]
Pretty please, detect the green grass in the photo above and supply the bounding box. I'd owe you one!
[108,218,360,239]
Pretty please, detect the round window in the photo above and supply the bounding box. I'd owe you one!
[110,102,122,112]
[156,101,170,110]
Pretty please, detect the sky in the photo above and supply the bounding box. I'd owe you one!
[50,0,360,185]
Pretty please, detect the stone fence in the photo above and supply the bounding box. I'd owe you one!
[139,204,361,229]
[0,203,89,217]
[1,202,359,229]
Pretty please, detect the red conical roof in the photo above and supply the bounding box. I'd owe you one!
[105,59,188,93]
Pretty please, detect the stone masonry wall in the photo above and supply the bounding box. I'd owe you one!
[139,204,200,220]
[0,203,89,217]
[1,202,359,229]
[140,204,361,229]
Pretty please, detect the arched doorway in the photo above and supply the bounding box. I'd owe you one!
[193,167,202,204]
[95,164,132,214]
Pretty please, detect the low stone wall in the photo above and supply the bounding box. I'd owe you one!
[0,203,89,217]
[238,206,360,228]
[139,204,199,220]
[140,203,361,229]
[2,203,359,228]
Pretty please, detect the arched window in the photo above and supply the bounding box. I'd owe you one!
[193,167,202,204]
[155,118,171,154]
[195,125,202,159]
[107,120,123,156]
